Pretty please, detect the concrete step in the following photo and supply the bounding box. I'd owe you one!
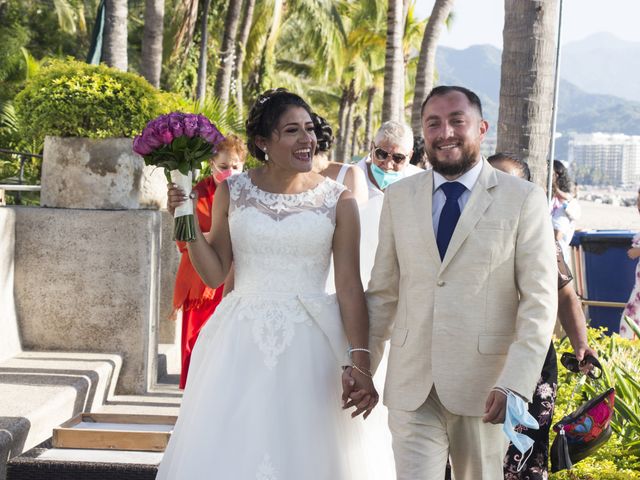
[95,393,181,417]
[156,343,180,386]
[0,351,121,480]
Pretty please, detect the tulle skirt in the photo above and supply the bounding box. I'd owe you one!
[156,293,371,480]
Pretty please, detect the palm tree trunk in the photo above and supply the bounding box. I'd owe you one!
[141,0,165,88]
[170,0,199,65]
[102,0,128,71]
[255,0,284,93]
[497,0,558,191]
[234,0,256,116]
[350,115,364,160]
[214,0,243,107]
[364,86,376,149]
[410,0,454,136]
[335,87,348,162]
[343,96,355,162]
[382,0,404,123]
[196,0,212,104]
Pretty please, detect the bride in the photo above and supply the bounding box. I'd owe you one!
[156,88,377,480]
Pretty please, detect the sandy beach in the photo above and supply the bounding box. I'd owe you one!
[576,200,640,232]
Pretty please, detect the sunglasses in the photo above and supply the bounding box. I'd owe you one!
[560,352,602,379]
[373,146,407,164]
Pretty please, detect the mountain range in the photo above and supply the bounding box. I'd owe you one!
[434,33,640,139]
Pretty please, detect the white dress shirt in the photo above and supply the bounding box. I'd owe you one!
[432,159,484,236]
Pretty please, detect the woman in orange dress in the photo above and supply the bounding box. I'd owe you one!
[171,134,247,388]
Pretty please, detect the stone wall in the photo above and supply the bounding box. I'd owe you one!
[41,136,167,210]
[10,206,178,394]
[0,208,21,363]
[158,211,180,345]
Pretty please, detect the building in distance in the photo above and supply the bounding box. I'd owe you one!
[569,133,640,187]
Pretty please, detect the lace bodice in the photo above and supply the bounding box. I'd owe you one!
[227,173,346,295]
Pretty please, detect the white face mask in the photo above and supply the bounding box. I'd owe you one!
[494,387,540,472]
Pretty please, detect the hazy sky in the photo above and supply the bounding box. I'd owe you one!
[415,0,640,49]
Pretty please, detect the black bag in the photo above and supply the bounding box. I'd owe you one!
[550,354,615,472]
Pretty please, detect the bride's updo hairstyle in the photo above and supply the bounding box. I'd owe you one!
[246,88,315,162]
[312,113,334,154]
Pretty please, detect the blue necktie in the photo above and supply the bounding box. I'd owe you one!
[437,181,466,260]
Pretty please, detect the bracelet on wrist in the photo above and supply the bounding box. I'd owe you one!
[352,364,373,378]
[348,347,371,361]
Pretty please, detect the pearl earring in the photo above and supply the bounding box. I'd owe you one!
[264,149,269,162]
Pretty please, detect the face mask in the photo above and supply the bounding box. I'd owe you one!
[213,168,240,184]
[370,162,401,190]
[495,387,539,472]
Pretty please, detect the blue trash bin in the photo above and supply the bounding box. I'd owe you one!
[571,230,637,334]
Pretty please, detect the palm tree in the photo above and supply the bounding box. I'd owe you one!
[234,0,256,117]
[103,0,128,71]
[350,115,364,158]
[410,0,454,136]
[325,0,385,158]
[214,0,244,107]
[363,86,376,148]
[195,0,212,104]
[168,0,199,65]
[497,0,559,191]
[141,0,165,88]
[382,0,404,122]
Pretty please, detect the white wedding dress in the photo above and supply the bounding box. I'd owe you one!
[156,173,370,480]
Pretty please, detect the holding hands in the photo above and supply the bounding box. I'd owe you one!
[341,350,379,419]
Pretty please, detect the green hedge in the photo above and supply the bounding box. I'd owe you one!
[13,59,186,146]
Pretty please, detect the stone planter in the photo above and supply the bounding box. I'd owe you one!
[41,136,167,210]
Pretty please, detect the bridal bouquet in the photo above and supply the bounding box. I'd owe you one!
[133,112,224,241]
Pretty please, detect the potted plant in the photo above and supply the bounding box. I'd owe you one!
[14,59,185,209]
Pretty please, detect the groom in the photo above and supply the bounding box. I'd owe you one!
[347,86,557,479]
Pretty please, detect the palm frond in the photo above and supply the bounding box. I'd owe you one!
[192,96,245,135]
[275,59,314,77]
[20,48,41,80]
[53,0,78,34]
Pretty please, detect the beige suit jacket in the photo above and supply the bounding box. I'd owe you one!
[367,160,557,416]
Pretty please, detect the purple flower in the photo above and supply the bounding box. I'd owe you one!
[200,125,224,145]
[153,117,174,145]
[133,135,153,155]
[183,114,199,138]
[196,116,224,145]
[143,128,163,148]
[196,114,211,131]
[168,114,185,138]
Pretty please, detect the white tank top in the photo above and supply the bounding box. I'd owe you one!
[335,163,350,185]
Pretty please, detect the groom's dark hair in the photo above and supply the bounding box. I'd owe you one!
[421,85,483,118]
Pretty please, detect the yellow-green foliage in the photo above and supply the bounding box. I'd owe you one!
[550,329,640,478]
[13,59,186,145]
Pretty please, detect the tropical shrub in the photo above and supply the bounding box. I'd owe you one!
[13,59,186,146]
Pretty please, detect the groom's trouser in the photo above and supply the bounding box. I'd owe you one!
[388,387,509,480]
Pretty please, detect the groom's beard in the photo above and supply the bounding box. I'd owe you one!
[426,139,479,177]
